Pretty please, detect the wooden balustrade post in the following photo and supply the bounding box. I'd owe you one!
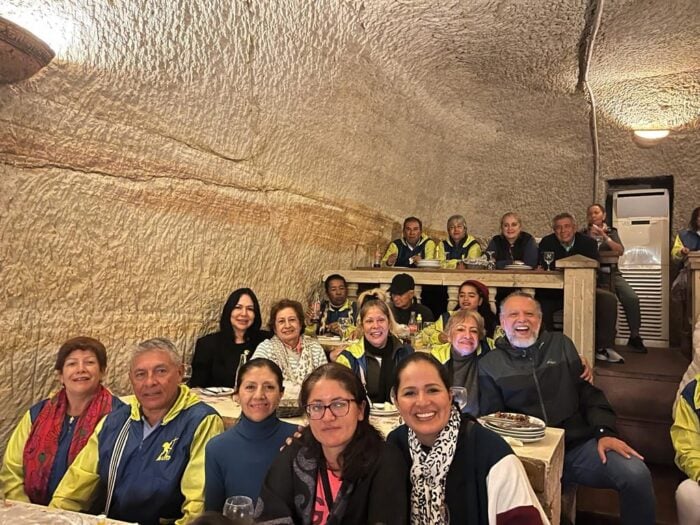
[688,252,700,327]
[346,282,359,302]
[556,255,599,366]
[447,285,459,311]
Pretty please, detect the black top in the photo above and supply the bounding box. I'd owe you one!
[537,231,599,269]
[189,330,271,388]
[391,302,435,325]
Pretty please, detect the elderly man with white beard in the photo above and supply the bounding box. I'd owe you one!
[478,292,656,525]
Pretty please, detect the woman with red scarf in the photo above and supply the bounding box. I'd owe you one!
[0,336,123,504]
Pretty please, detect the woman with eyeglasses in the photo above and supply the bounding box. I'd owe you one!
[255,363,408,524]
[387,353,548,525]
[335,289,413,404]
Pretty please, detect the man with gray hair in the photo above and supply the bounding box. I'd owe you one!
[478,292,655,524]
[51,338,223,524]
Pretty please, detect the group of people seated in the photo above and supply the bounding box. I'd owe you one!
[1,290,656,524]
[381,206,653,363]
[2,205,698,525]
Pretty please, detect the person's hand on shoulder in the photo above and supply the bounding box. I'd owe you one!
[597,436,644,463]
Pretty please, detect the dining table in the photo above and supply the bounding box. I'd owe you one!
[0,499,134,524]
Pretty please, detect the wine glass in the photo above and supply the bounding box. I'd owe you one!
[223,495,254,525]
[182,364,192,384]
[486,250,496,270]
[542,251,555,271]
[450,386,468,412]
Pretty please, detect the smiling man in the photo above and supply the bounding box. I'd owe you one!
[50,338,223,525]
[478,292,655,525]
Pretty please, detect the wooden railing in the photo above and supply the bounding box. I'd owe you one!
[688,252,700,327]
[323,254,599,364]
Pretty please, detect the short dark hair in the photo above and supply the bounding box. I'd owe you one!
[234,357,284,394]
[552,212,576,228]
[393,352,451,394]
[268,299,306,334]
[403,216,422,230]
[587,203,606,215]
[690,206,700,231]
[324,274,347,293]
[55,336,108,372]
[299,363,382,482]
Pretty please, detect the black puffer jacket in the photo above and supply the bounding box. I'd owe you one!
[478,331,618,448]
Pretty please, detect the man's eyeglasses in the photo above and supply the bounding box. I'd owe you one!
[304,399,356,420]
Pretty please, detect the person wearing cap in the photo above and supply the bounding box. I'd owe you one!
[388,273,435,326]
[381,217,436,268]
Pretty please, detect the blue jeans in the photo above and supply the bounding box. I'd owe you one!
[563,438,655,524]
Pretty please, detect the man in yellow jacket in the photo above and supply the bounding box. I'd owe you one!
[50,338,224,524]
[672,372,700,525]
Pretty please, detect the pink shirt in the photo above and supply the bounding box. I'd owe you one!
[312,468,342,524]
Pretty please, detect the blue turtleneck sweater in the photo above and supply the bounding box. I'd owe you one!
[204,413,296,511]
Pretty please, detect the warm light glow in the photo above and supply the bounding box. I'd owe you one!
[633,129,670,140]
[0,5,75,57]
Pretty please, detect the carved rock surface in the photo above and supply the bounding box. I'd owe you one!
[0,0,698,450]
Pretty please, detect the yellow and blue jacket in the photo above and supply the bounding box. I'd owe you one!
[671,374,700,481]
[436,235,482,269]
[50,385,223,525]
[305,299,357,337]
[381,234,436,267]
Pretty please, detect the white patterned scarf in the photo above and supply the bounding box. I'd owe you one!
[408,406,461,525]
[267,335,320,386]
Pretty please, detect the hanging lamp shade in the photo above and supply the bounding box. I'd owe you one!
[0,16,55,84]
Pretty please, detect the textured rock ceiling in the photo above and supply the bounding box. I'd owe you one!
[0,0,698,440]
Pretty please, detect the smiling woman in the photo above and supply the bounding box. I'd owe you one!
[190,288,272,388]
[387,353,547,525]
[0,337,124,505]
[252,299,327,387]
[335,288,414,404]
[204,358,296,510]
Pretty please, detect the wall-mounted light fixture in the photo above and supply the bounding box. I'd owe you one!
[0,15,55,84]
[632,129,670,148]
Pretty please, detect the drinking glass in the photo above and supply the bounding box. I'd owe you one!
[182,364,192,384]
[223,495,254,525]
[449,386,468,412]
[486,250,496,270]
[337,317,352,341]
[542,251,555,271]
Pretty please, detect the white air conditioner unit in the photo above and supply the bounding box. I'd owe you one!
[612,189,670,347]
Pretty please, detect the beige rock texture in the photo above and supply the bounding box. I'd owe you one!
[0,0,698,452]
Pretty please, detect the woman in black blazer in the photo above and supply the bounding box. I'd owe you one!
[189,288,271,388]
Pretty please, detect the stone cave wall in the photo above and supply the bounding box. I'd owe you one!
[0,0,698,452]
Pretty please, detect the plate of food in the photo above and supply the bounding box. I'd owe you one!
[370,402,399,417]
[480,412,545,432]
[198,387,235,397]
